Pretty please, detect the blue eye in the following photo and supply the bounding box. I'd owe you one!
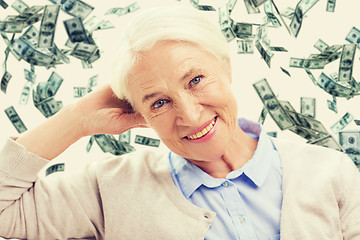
[189,76,202,87]
[152,99,165,109]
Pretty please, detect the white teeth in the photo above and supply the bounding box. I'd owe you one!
[186,117,216,140]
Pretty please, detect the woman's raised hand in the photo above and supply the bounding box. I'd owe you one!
[75,84,148,137]
[15,84,148,160]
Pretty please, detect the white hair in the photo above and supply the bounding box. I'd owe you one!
[110,6,230,108]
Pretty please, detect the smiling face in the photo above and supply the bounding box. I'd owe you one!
[127,40,239,162]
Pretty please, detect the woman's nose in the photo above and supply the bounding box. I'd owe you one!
[175,94,203,126]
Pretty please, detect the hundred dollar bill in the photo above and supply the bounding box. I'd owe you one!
[34,97,62,118]
[86,136,94,152]
[263,0,281,27]
[250,0,267,7]
[0,20,24,33]
[45,163,65,176]
[227,0,238,14]
[84,16,104,33]
[95,21,114,31]
[290,0,319,37]
[4,106,27,133]
[326,0,336,12]
[119,130,131,144]
[94,134,114,153]
[38,5,60,48]
[355,120,360,126]
[269,46,287,52]
[338,44,356,82]
[279,100,296,112]
[289,125,324,142]
[11,0,28,13]
[22,25,39,47]
[255,40,273,67]
[253,78,295,130]
[267,131,277,137]
[280,67,291,77]
[135,135,161,147]
[218,5,236,42]
[317,72,353,98]
[87,74,98,93]
[300,97,315,118]
[281,7,294,19]
[47,71,63,97]
[63,17,90,43]
[232,22,253,39]
[286,110,328,135]
[339,131,360,166]
[190,0,215,11]
[1,71,12,93]
[237,38,254,54]
[74,86,86,97]
[289,57,326,69]
[105,2,140,16]
[308,135,343,152]
[0,0,8,9]
[258,107,267,124]
[327,99,337,113]
[49,43,70,64]
[330,112,354,134]
[345,27,360,49]
[19,81,33,105]
[244,0,260,13]
[59,0,94,19]
[70,42,99,61]
[314,39,328,52]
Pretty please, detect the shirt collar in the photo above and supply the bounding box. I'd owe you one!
[169,118,277,199]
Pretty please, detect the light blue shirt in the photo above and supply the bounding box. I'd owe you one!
[169,118,282,240]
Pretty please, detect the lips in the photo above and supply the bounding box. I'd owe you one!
[184,116,217,140]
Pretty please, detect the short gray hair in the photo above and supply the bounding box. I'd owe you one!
[110,6,230,107]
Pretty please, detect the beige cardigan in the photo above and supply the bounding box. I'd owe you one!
[0,137,359,240]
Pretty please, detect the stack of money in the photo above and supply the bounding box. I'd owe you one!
[32,71,63,118]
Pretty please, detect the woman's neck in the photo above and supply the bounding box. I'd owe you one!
[189,126,258,178]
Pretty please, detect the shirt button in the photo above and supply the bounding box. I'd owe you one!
[238,216,245,223]
[204,213,210,219]
[222,181,229,187]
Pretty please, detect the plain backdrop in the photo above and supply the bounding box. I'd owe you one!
[0,0,359,175]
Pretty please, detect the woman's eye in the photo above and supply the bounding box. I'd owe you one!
[152,99,165,109]
[189,75,202,87]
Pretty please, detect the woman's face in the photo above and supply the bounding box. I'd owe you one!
[127,41,239,162]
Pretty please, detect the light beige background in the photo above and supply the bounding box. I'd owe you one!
[0,0,359,179]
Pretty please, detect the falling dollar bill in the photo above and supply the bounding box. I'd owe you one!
[86,136,94,152]
[317,72,354,98]
[281,7,294,19]
[300,97,315,118]
[74,87,86,97]
[355,120,360,126]
[218,5,236,42]
[255,40,273,67]
[269,46,288,52]
[330,112,354,134]
[190,0,215,11]
[250,0,267,7]
[70,42,99,62]
[327,99,337,113]
[84,16,105,33]
[339,131,360,167]
[280,67,291,77]
[0,20,24,33]
[237,38,254,54]
[1,71,12,93]
[38,5,60,48]
[58,0,94,19]
[326,0,336,12]
[263,0,281,27]
[314,39,329,52]
[279,100,296,112]
[267,131,277,137]
[119,130,131,144]
[19,81,33,105]
[258,107,268,124]
[4,106,27,133]
[338,44,356,82]
[253,78,295,130]
[290,0,319,37]
[45,163,65,176]
[244,0,260,14]
[63,17,90,43]
[286,110,328,135]
[47,71,63,96]
[232,22,253,39]
[289,57,326,69]
[135,135,161,147]
[227,0,238,14]
[0,0,8,9]
[308,135,343,152]
[11,0,28,13]
[105,2,140,16]
[87,74,98,93]
[345,27,360,49]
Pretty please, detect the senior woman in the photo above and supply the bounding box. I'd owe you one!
[0,6,359,240]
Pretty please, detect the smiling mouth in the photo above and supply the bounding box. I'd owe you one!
[184,116,217,140]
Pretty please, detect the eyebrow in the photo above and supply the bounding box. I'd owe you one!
[141,68,198,104]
